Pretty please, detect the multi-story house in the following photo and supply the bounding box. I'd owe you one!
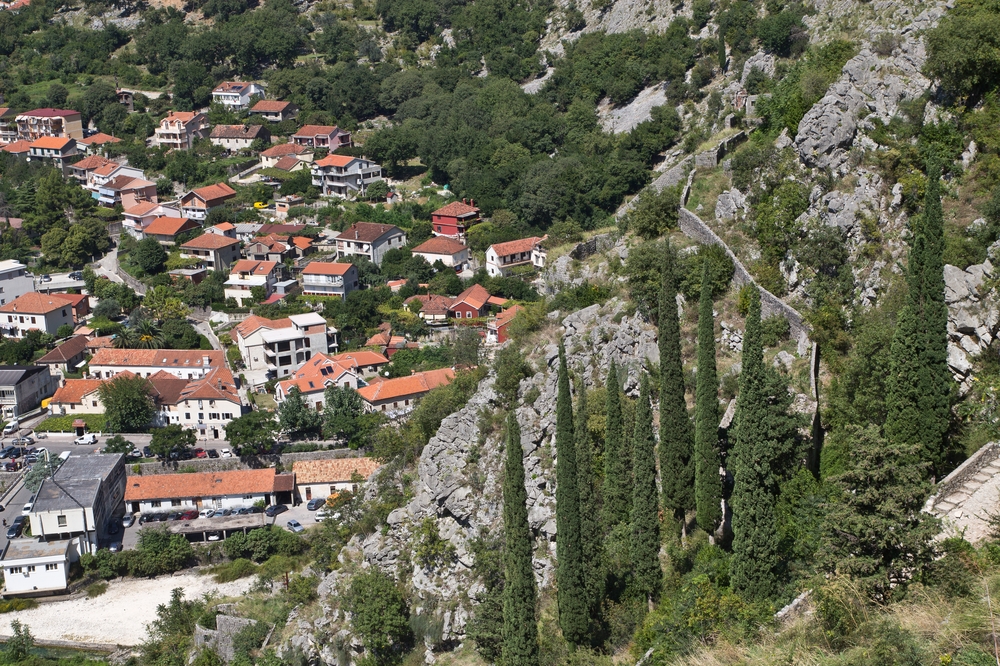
[96,175,157,208]
[27,137,77,170]
[167,367,243,439]
[0,293,75,338]
[67,154,115,185]
[411,237,470,270]
[310,155,383,198]
[448,283,491,319]
[431,200,480,240]
[143,216,200,245]
[233,312,331,378]
[334,222,406,267]
[211,82,266,111]
[0,365,56,421]
[180,182,237,221]
[85,162,144,194]
[87,348,226,381]
[485,236,548,277]
[180,233,241,271]
[209,124,270,151]
[76,132,121,154]
[329,350,388,377]
[123,202,182,239]
[249,100,299,123]
[15,109,84,141]
[0,260,37,307]
[274,353,361,411]
[224,259,280,306]
[357,368,456,415]
[291,125,352,149]
[260,143,313,168]
[301,262,359,299]
[154,112,209,150]
[0,107,17,144]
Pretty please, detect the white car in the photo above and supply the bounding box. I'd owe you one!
[220,448,232,458]
[21,501,32,515]
[74,434,97,446]
[199,508,215,519]
[3,421,18,436]
[314,509,328,522]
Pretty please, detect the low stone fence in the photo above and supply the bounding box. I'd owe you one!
[694,131,747,169]
[569,233,617,261]
[115,266,147,296]
[126,447,364,476]
[925,441,1000,514]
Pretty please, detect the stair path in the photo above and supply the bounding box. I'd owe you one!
[926,441,1000,543]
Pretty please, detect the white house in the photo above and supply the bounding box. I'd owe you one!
[310,154,383,198]
[224,259,280,306]
[410,236,470,270]
[274,353,361,410]
[160,367,243,440]
[0,292,75,337]
[485,236,548,277]
[234,313,332,378]
[0,366,57,421]
[122,202,182,239]
[334,223,406,267]
[180,232,242,271]
[209,124,270,151]
[154,112,209,151]
[88,349,227,381]
[301,262,359,299]
[291,458,381,503]
[0,260,38,307]
[1,539,73,596]
[124,468,280,514]
[211,82,266,111]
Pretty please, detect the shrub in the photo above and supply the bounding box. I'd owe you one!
[211,558,259,583]
[761,316,791,347]
[678,244,735,301]
[87,581,108,598]
[0,599,37,613]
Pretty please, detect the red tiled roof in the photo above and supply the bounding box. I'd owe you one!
[233,315,293,339]
[179,367,240,403]
[261,143,310,158]
[452,283,490,311]
[145,216,197,237]
[125,468,277,501]
[123,201,164,217]
[302,262,353,276]
[329,351,389,370]
[163,111,202,123]
[50,379,104,405]
[272,156,300,171]
[412,237,468,256]
[292,457,380,484]
[493,304,524,329]
[291,236,313,250]
[48,293,87,308]
[486,296,508,306]
[211,222,235,232]
[210,125,268,140]
[87,335,115,350]
[251,100,295,113]
[20,108,79,118]
[29,136,74,150]
[1,141,31,154]
[277,353,355,395]
[92,163,120,177]
[293,125,339,137]
[88,348,225,368]
[181,233,240,250]
[213,81,257,93]
[0,292,73,315]
[405,294,454,316]
[357,368,455,404]
[80,132,121,146]
[188,182,237,203]
[315,154,355,167]
[72,155,115,171]
[490,236,545,256]
[433,201,480,218]
[231,259,277,276]
[338,222,403,244]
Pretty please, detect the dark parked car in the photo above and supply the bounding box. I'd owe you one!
[107,520,119,535]
[143,446,153,458]
[264,504,287,517]
[3,462,18,472]
[166,512,182,521]
[6,516,25,539]
[207,449,219,459]
[152,513,169,522]
[306,499,327,511]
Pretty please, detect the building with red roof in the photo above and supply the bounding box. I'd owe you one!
[143,216,200,245]
[411,236,470,270]
[180,232,241,271]
[15,108,83,141]
[154,111,209,150]
[123,202,181,239]
[88,348,226,381]
[334,223,407,266]
[486,236,548,277]
[249,100,299,123]
[357,368,456,414]
[487,304,524,345]
[431,199,481,240]
[301,262,359,299]
[211,82,265,110]
[68,154,115,185]
[224,259,280,306]
[0,292,76,337]
[274,353,360,409]
[449,283,492,319]
[404,294,455,323]
[180,182,237,222]
[1,140,31,156]
[48,293,90,322]
[233,312,333,381]
[310,154,383,198]
[291,125,351,149]
[28,136,77,169]
[77,132,122,153]
[209,124,270,150]
[125,467,279,514]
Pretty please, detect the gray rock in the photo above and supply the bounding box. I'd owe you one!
[741,51,776,86]
[795,80,869,170]
[773,351,795,371]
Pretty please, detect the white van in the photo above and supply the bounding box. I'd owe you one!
[3,421,19,436]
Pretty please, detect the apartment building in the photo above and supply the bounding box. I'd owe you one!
[224,259,280,306]
[310,155,383,198]
[27,137,77,170]
[0,260,37,307]
[211,82,265,111]
[290,125,351,149]
[154,112,209,150]
[334,223,406,267]
[15,108,84,141]
[0,293,75,337]
[122,202,181,239]
[180,183,236,221]
[233,312,331,378]
[300,262,359,299]
[180,233,241,271]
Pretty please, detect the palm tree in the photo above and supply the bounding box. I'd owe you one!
[113,320,163,349]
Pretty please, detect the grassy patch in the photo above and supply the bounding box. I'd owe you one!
[86,581,108,598]
[0,598,38,612]
[254,394,276,411]
[209,558,258,583]
[36,414,108,433]
[685,168,730,213]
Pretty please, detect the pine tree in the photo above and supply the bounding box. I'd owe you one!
[630,373,662,603]
[694,263,722,533]
[502,411,540,666]
[658,245,695,533]
[555,345,587,646]
[729,288,781,602]
[575,379,603,630]
[602,361,629,531]
[917,160,952,475]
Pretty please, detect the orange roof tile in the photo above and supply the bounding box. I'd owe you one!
[48,293,87,308]
[88,348,225,368]
[493,304,524,328]
[163,111,201,123]
[37,335,89,364]
[405,294,455,316]
[261,143,310,158]
[123,201,164,217]
[0,292,73,315]
[231,259,277,276]
[292,457,380,484]
[315,154,355,167]
[251,100,295,113]
[329,350,389,370]
[433,201,480,218]
[181,233,240,250]
[357,368,455,404]
[293,125,340,137]
[338,222,403,244]
[211,222,235,232]
[272,156,300,171]
[30,136,74,150]
[50,379,104,405]
[80,132,121,145]
[452,283,490,311]
[145,216,197,237]
[489,236,545,256]
[179,367,240,403]
[71,155,114,171]
[291,236,313,250]
[302,262,353,276]
[412,237,468,255]
[187,182,237,203]
[125,468,277,501]
[277,354,356,395]
[2,140,31,154]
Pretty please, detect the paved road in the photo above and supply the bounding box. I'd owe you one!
[94,246,123,285]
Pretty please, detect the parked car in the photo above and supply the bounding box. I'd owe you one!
[211,508,231,518]
[12,436,32,446]
[166,512,181,521]
[107,520,119,534]
[0,446,13,459]
[122,514,135,528]
[286,519,305,534]
[6,516,25,539]
[127,449,142,459]
[314,509,328,522]
[264,504,287,517]
[68,271,83,280]
[220,448,232,458]
[152,513,169,522]
[180,510,199,520]
[21,501,32,515]
[108,542,122,553]
[199,508,215,519]
[2,421,18,436]
[207,449,219,459]
[207,531,222,541]
[193,448,207,459]
[142,446,153,458]
[74,434,97,446]
[306,499,327,511]
[23,455,37,464]
[39,274,51,283]
[4,462,18,472]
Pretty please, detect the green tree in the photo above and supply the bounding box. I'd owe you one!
[150,424,197,458]
[630,373,661,604]
[925,0,1000,101]
[5,620,34,662]
[56,323,75,338]
[626,185,681,240]
[225,411,278,456]
[494,345,532,408]
[103,434,136,454]
[658,245,694,534]
[250,285,268,303]
[694,264,722,533]
[821,425,939,602]
[278,387,323,438]
[134,237,168,274]
[501,411,540,666]
[602,361,629,532]
[98,374,155,432]
[555,344,587,646]
[346,570,413,665]
[574,378,602,633]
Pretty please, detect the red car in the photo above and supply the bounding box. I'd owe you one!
[179,510,199,520]
[193,448,207,459]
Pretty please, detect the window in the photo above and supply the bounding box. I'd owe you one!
[152,501,161,508]
[30,317,35,324]
[26,566,35,573]
[466,311,472,319]
[223,413,232,419]
[198,413,204,420]
[185,413,190,420]
[92,400,97,407]
[57,515,67,527]
[45,563,58,571]
[8,567,20,574]
[172,500,181,507]
[243,495,253,500]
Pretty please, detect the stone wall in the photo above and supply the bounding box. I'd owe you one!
[569,233,616,261]
[127,448,364,476]
[694,131,747,169]
[115,266,147,296]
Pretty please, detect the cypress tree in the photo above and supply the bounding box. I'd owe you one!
[659,245,695,534]
[630,373,662,604]
[555,345,587,646]
[502,411,540,666]
[602,361,629,531]
[918,160,951,475]
[729,288,781,602]
[574,379,603,629]
[694,263,722,533]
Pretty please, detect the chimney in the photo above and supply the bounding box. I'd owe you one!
[470,199,475,208]
[463,198,467,205]
[355,230,359,239]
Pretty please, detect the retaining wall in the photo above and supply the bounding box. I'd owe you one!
[115,267,147,296]
[570,233,617,261]
[694,131,748,169]
[127,447,364,476]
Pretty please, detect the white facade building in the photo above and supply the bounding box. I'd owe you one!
[334,223,406,267]
[485,236,548,277]
[310,155,383,198]
[211,82,266,111]
[1,540,73,596]
[0,292,75,337]
[233,313,331,378]
[88,349,227,381]
[125,468,279,514]
[0,260,37,307]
